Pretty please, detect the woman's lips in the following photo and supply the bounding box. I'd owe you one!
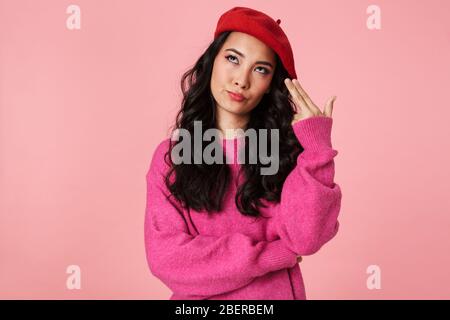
[227,91,246,102]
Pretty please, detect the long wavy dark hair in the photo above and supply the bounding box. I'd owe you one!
[163,31,304,218]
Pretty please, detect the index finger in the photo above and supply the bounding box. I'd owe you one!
[292,79,321,114]
[284,78,307,112]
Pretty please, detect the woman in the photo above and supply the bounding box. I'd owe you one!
[144,6,341,300]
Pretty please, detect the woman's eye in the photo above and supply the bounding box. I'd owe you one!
[256,67,269,75]
[225,54,270,75]
[225,54,238,63]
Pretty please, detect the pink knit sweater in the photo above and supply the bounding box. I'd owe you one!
[144,116,342,300]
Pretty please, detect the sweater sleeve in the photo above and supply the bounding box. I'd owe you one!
[273,116,342,256]
[144,140,298,298]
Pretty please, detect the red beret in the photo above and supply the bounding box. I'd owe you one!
[214,6,297,80]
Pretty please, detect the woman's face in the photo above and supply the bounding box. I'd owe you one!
[210,31,276,120]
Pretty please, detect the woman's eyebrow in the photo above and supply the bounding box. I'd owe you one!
[225,48,274,68]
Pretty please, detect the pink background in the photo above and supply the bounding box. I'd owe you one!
[1,0,450,299]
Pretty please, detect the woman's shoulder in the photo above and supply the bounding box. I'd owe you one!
[153,138,172,159]
[147,138,173,177]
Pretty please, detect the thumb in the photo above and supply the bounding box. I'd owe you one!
[324,96,336,118]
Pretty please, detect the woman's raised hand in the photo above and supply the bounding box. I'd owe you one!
[284,78,336,125]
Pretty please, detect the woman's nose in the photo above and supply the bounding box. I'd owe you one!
[234,71,250,89]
